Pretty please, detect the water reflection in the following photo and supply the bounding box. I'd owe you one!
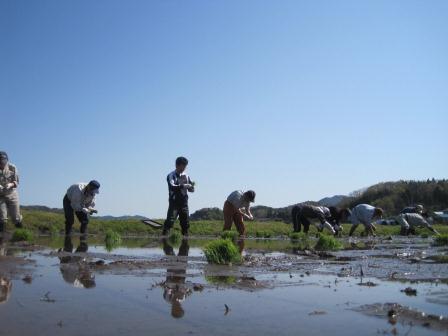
[58,235,95,289]
[161,238,191,318]
[0,277,11,304]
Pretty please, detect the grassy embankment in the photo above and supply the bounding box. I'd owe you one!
[7,209,448,238]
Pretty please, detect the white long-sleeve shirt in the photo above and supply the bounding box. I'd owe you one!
[66,183,96,211]
[350,204,376,227]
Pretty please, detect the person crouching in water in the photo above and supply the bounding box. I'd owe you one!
[162,157,195,237]
[291,204,336,235]
[348,204,383,237]
[397,212,439,236]
[63,180,100,235]
[223,190,256,237]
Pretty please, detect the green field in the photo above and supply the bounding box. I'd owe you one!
[2,208,446,238]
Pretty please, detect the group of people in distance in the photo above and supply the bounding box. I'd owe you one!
[291,203,439,237]
[0,152,440,238]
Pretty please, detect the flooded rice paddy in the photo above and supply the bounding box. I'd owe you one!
[1,234,447,336]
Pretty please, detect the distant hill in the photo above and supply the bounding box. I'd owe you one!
[23,179,448,222]
[22,205,63,214]
[318,195,350,207]
[22,205,146,221]
[341,179,448,215]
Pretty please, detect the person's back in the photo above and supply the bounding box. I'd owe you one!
[351,204,375,225]
[227,190,248,209]
[400,205,424,215]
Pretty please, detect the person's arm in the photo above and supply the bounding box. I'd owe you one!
[69,187,85,212]
[186,176,195,193]
[423,218,439,235]
[11,166,19,188]
[245,206,254,220]
[5,165,19,190]
[167,174,182,191]
[239,207,253,220]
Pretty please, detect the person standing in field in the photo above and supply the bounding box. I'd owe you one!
[0,151,23,233]
[162,157,195,237]
[291,204,336,235]
[397,212,439,236]
[63,180,100,235]
[348,204,383,236]
[223,190,256,236]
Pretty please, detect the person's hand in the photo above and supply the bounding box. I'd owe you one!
[182,184,192,189]
[0,185,3,191]
[82,208,90,214]
[245,214,254,221]
[88,208,98,214]
[5,183,14,190]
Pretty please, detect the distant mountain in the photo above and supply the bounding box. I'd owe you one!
[318,195,350,207]
[22,205,146,221]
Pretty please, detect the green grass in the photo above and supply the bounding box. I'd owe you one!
[221,231,239,241]
[429,255,448,263]
[434,234,448,246]
[168,231,182,245]
[289,232,308,240]
[203,239,241,265]
[15,209,448,238]
[205,275,237,285]
[11,228,34,242]
[255,231,272,238]
[105,229,122,251]
[314,234,343,251]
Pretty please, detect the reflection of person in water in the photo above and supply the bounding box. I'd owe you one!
[58,235,95,288]
[162,238,191,318]
[0,277,12,304]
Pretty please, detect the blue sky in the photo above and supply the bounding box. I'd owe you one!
[1,0,447,217]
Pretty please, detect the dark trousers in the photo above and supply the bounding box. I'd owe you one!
[63,195,89,235]
[292,207,311,233]
[163,200,189,234]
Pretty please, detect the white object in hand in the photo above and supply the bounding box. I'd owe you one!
[5,183,14,190]
[82,208,90,214]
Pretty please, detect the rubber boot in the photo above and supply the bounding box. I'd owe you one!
[15,221,23,229]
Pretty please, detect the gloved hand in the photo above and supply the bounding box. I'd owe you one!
[5,183,15,190]
[82,208,90,214]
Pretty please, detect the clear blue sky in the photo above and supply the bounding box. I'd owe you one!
[1,0,447,217]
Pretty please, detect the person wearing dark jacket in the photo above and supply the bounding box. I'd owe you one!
[291,204,335,234]
[162,157,195,236]
[328,206,351,235]
[400,204,424,215]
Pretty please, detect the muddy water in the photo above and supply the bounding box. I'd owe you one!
[0,236,447,336]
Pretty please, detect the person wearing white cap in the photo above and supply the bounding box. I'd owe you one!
[63,180,100,235]
[0,151,23,233]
